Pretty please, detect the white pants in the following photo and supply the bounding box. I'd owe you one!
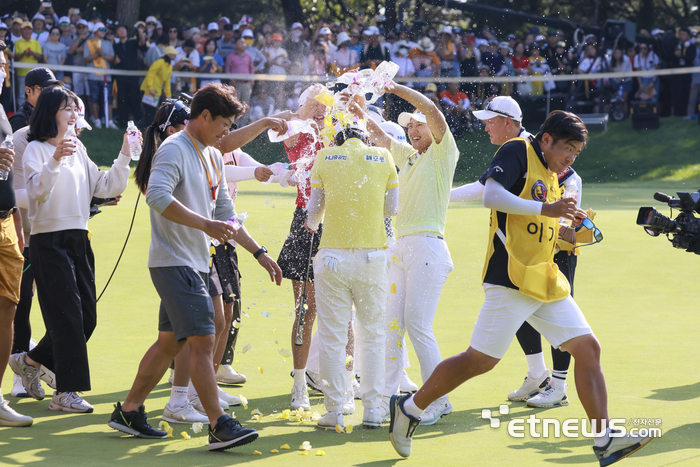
[384,235,454,397]
[315,248,388,411]
[72,72,89,96]
[471,284,593,359]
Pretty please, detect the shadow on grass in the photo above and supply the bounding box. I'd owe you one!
[646,381,700,401]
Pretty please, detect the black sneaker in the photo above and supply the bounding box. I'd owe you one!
[108,402,167,439]
[208,414,258,451]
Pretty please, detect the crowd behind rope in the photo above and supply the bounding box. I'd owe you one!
[2,7,700,134]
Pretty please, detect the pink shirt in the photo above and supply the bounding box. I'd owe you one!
[225,51,254,82]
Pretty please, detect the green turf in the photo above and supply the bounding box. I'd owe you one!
[2,176,698,466]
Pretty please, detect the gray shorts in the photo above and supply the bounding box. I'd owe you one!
[150,266,215,341]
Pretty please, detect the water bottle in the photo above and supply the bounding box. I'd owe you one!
[212,212,249,246]
[262,162,291,185]
[127,121,142,161]
[558,178,579,227]
[267,119,314,143]
[62,124,77,167]
[0,135,13,181]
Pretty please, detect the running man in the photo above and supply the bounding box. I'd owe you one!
[388,111,653,467]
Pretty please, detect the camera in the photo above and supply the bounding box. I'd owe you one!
[636,190,700,250]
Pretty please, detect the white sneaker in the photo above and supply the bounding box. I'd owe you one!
[8,352,44,400]
[377,395,391,422]
[48,392,94,413]
[92,118,102,129]
[419,396,453,426]
[352,374,362,400]
[317,411,343,430]
[291,385,311,411]
[507,370,550,401]
[0,399,33,427]
[188,394,228,417]
[11,374,28,398]
[217,387,242,406]
[342,388,355,415]
[107,120,119,129]
[39,366,56,390]
[167,368,174,384]
[399,370,419,393]
[162,400,209,424]
[389,394,420,458]
[593,430,654,466]
[363,407,382,428]
[527,381,569,408]
[216,365,247,385]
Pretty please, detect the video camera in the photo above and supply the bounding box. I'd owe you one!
[636,191,700,251]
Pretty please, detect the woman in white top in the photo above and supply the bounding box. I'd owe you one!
[634,43,660,98]
[607,48,633,114]
[15,86,132,412]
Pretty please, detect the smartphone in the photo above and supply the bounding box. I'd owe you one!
[91,197,117,207]
[466,33,475,47]
[42,2,52,8]
[74,8,80,14]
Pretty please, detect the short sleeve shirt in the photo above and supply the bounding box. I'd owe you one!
[84,39,115,81]
[43,42,67,65]
[311,140,398,249]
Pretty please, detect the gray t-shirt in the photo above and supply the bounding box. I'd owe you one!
[43,41,67,65]
[146,131,235,272]
[83,39,115,81]
[70,35,89,67]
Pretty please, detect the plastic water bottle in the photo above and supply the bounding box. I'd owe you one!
[267,119,314,143]
[127,121,142,161]
[0,135,13,181]
[212,212,249,246]
[62,124,77,167]
[558,179,579,227]
[262,162,291,185]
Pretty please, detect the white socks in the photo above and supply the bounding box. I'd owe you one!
[187,380,197,397]
[169,386,188,407]
[526,353,547,378]
[402,394,424,419]
[293,369,306,388]
[594,427,612,447]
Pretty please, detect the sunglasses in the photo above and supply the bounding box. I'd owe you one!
[159,99,189,131]
[98,28,107,32]
[574,218,603,248]
[169,29,177,33]
[60,22,70,26]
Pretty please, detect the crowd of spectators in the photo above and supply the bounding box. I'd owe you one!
[1,6,699,132]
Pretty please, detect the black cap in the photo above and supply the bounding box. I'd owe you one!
[222,23,233,31]
[25,68,59,87]
[91,12,102,20]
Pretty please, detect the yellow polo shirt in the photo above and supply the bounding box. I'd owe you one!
[390,129,459,238]
[14,39,42,77]
[311,139,399,249]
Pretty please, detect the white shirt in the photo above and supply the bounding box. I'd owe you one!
[634,52,659,79]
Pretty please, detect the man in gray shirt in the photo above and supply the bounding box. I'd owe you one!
[109,84,282,451]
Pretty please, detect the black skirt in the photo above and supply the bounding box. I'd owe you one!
[277,207,322,282]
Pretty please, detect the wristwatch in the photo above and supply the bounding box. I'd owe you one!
[253,246,268,259]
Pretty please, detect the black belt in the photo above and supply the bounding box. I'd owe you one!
[0,207,16,219]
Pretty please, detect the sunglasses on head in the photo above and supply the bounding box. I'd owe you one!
[159,99,190,131]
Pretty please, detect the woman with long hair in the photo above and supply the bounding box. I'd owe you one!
[10,86,133,412]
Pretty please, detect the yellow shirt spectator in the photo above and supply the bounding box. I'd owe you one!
[14,38,42,77]
[141,56,173,99]
[311,139,398,249]
[390,130,459,238]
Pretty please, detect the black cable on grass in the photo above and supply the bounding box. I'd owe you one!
[96,192,140,303]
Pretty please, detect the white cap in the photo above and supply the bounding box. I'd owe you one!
[476,38,489,47]
[58,16,71,25]
[241,29,254,38]
[208,22,219,31]
[145,16,157,24]
[94,22,106,30]
[189,27,201,36]
[651,28,663,36]
[398,111,427,127]
[440,26,453,35]
[76,19,89,27]
[367,106,385,123]
[219,17,231,24]
[76,97,92,130]
[380,121,407,143]
[156,20,162,29]
[336,31,350,45]
[472,96,522,122]
[291,22,303,30]
[319,26,331,35]
[535,34,546,41]
[32,13,46,22]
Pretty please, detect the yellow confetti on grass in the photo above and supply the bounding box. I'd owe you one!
[241,344,252,354]
[345,425,353,434]
[239,394,248,410]
[299,450,309,456]
[316,450,326,456]
[278,348,292,358]
[158,421,170,431]
[270,449,279,453]
[253,451,262,455]
[180,431,191,440]
[335,425,344,434]
[233,321,241,329]
[258,366,264,374]
[300,441,312,450]
[390,283,397,294]
[280,444,291,450]
[191,422,203,434]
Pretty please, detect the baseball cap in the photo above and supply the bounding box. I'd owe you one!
[473,96,522,122]
[425,83,438,92]
[94,22,106,30]
[271,33,283,41]
[189,27,201,36]
[398,111,427,127]
[507,33,516,40]
[162,46,178,56]
[291,22,303,30]
[336,31,351,45]
[488,38,499,45]
[241,29,254,38]
[0,23,7,30]
[59,16,71,25]
[535,34,546,41]
[13,18,24,25]
[76,19,89,27]
[219,17,230,24]
[32,13,46,23]
[76,97,92,130]
[319,26,331,35]
[380,121,407,143]
[25,68,59,87]
[21,21,33,29]
[145,16,157,24]
[208,22,219,31]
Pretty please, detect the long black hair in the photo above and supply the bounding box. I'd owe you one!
[134,99,190,194]
[27,86,79,143]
